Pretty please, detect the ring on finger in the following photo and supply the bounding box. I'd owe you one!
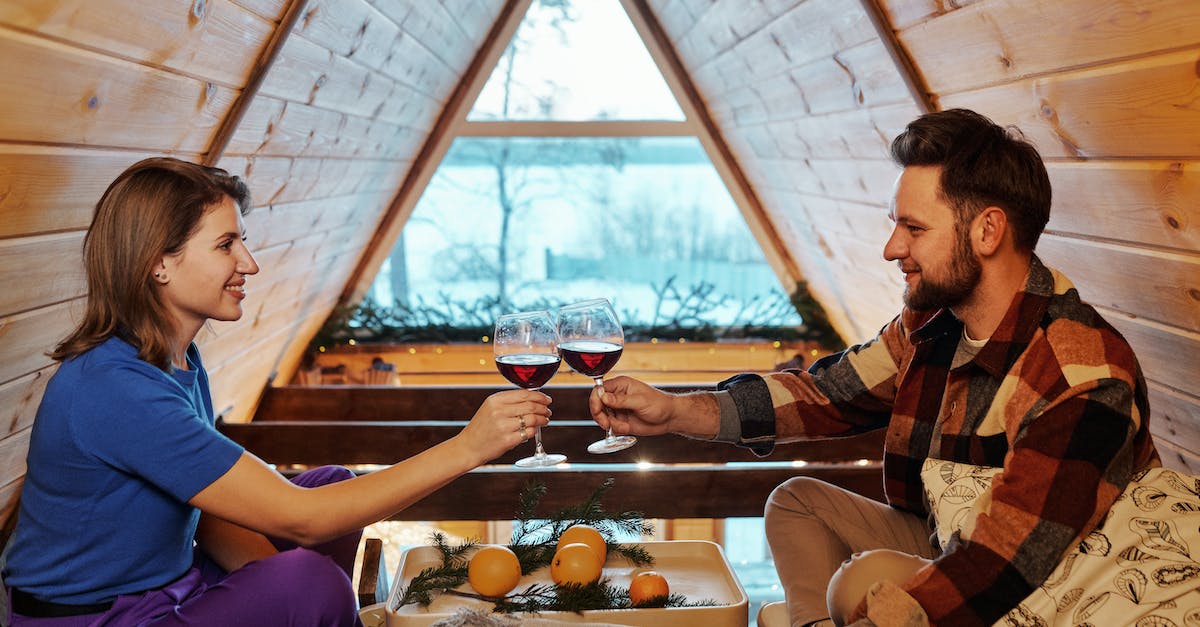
[517,415,526,432]
[520,426,530,443]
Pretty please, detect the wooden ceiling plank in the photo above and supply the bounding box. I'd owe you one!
[627,0,803,295]
[204,0,312,165]
[340,0,531,305]
[855,0,935,114]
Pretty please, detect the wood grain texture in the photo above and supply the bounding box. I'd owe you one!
[1045,160,1200,252]
[0,0,274,87]
[0,369,53,438]
[0,26,238,151]
[0,233,85,318]
[0,147,158,238]
[899,0,1200,94]
[1106,310,1200,399]
[941,49,1200,160]
[1037,234,1200,331]
[0,301,77,386]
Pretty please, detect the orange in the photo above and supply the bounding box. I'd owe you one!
[550,542,603,586]
[556,524,607,564]
[468,544,522,598]
[628,570,670,605]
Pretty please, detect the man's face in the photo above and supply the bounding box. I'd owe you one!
[883,166,981,312]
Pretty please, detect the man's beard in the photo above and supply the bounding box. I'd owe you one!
[903,229,981,311]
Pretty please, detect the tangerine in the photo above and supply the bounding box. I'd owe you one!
[550,542,603,586]
[556,524,607,564]
[628,570,670,605]
[468,545,522,598]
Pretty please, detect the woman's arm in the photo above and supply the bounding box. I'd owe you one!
[189,388,551,545]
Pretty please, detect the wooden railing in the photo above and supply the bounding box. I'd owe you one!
[221,384,885,521]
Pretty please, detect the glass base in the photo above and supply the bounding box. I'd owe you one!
[587,435,637,454]
[514,452,567,468]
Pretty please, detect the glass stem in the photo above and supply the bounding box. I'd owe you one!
[533,426,546,455]
[594,377,616,439]
[531,385,547,456]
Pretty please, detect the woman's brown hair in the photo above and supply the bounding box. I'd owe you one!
[52,158,251,370]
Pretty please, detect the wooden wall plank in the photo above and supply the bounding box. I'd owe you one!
[0,147,158,238]
[1153,436,1200,475]
[0,233,85,318]
[1045,161,1200,252]
[1037,235,1200,331]
[0,0,274,87]
[941,49,1200,160]
[0,369,53,437]
[1151,384,1200,466]
[0,301,76,386]
[0,26,238,151]
[1106,312,1200,399]
[899,0,1200,94]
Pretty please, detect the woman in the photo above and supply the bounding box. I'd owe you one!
[3,158,552,626]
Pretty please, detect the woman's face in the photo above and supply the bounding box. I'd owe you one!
[157,196,259,340]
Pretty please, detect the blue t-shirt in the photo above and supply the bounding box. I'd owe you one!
[4,336,244,604]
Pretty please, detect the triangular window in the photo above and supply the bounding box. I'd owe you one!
[468,0,683,121]
[364,0,802,335]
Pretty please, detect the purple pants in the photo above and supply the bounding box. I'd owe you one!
[8,466,364,627]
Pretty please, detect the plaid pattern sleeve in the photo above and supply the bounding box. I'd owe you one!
[899,262,1159,625]
[717,314,915,453]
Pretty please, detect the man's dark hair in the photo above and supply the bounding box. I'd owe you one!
[890,108,1051,251]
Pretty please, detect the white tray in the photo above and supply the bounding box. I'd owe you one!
[386,540,748,626]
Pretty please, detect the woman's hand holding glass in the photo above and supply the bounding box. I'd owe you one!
[456,389,553,466]
[494,310,566,467]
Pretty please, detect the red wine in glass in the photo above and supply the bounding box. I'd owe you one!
[557,298,635,454]
[495,354,561,389]
[559,341,622,378]
[494,311,565,468]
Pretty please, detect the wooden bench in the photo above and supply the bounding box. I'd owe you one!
[224,384,886,605]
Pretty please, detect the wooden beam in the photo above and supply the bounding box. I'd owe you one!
[202,0,312,165]
[388,464,883,520]
[218,420,885,466]
[857,0,936,114]
[254,384,710,421]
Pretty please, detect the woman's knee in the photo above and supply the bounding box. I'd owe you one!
[257,549,357,618]
[290,465,355,489]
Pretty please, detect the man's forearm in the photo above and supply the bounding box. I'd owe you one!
[668,391,722,440]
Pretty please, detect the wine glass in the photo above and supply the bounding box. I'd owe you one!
[557,298,635,454]
[494,310,566,468]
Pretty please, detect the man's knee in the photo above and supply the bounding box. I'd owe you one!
[826,549,930,625]
[766,476,832,518]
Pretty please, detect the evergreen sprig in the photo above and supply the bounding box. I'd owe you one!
[394,479,714,614]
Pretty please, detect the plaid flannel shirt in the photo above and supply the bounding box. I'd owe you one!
[717,256,1158,625]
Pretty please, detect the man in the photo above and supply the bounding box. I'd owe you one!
[589,109,1158,626]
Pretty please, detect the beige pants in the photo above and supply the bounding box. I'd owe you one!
[764,477,939,626]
